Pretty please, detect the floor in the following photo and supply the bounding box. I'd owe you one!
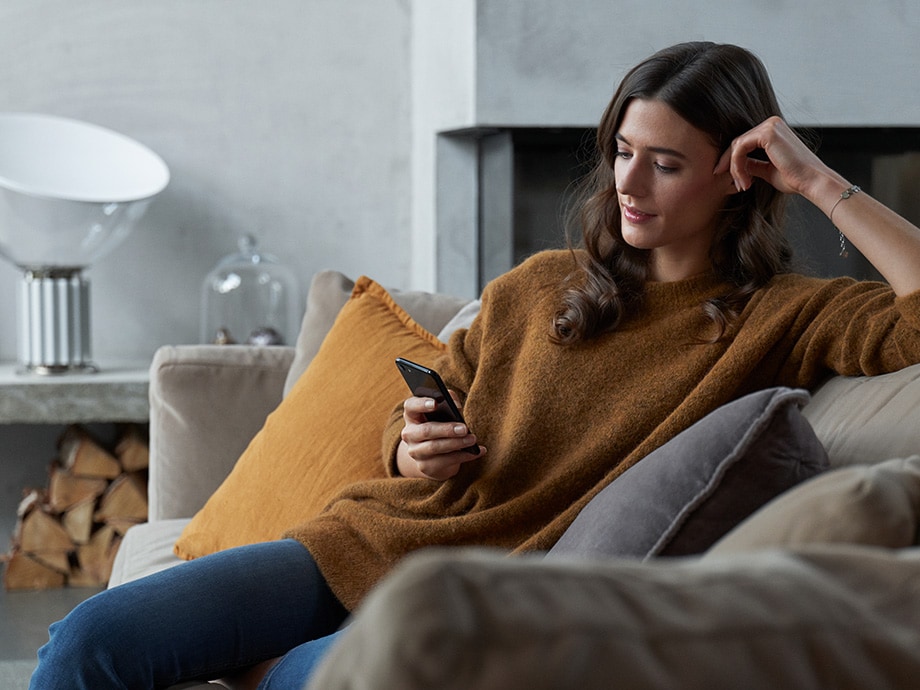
[0,584,101,686]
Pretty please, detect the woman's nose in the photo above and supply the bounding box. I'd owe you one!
[615,159,645,197]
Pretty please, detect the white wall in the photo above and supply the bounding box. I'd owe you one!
[0,0,412,364]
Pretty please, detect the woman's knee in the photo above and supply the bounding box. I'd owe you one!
[33,588,149,688]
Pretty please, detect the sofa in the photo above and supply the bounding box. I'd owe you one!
[109,269,920,689]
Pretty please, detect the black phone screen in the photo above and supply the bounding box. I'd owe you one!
[395,357,465,423]
[395,358,479,456]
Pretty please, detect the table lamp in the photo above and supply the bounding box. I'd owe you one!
[0,113,170,374]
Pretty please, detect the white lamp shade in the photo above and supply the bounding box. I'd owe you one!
[0,113,170,268]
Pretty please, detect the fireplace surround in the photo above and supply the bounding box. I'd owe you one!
[436,125,920,296]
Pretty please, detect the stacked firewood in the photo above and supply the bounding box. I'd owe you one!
[2,425,149,590]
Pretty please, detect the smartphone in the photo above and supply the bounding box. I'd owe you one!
[395,357,479,454]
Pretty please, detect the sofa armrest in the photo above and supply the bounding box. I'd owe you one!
[148,344,295,520]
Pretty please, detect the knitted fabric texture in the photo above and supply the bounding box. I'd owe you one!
[287,250,920,610]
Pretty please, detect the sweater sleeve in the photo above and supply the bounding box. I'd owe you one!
[379,314,485,478]
[378,257,529,476]
[776,277,920,383]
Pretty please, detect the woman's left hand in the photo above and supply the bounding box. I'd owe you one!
[717,117,920,297]
[714,116,840,203]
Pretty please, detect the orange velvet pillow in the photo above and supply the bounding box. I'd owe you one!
[174,276,446,560]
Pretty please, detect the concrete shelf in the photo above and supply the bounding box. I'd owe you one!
[0,361,150,424]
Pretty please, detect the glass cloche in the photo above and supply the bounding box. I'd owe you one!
[200,235,301,346]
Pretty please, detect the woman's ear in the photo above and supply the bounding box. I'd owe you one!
[715,168,740,197]
[713,152,740,197]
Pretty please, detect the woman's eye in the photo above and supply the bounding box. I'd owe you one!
[615,150,631,160]
[654,163,678,173]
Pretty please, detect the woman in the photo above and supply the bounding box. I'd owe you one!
[31,41,920,689]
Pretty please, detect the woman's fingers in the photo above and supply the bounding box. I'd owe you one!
[716,117,821,195]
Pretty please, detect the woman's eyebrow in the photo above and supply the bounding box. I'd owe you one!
[615,133,687,159]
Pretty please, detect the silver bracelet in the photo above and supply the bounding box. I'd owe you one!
[829,184,861,258]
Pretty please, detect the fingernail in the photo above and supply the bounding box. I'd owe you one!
[454,425,466,435]
[425,399,435,410]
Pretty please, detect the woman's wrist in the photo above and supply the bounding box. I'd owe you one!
[800,166,852,218]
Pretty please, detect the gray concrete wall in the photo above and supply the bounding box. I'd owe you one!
[0,0,412,364]
[471,1,920,127]
[2,0,918,360]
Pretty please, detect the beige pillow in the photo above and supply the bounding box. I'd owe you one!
[283,270,356,396]
[804,362,920,468]
[706,456,920,556]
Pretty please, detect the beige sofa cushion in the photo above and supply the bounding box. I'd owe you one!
[804,362,920,468]
[706,455,920,555]
[108,519,189,588]
[307,546,920,690]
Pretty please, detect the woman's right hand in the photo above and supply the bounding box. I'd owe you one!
[396,394,484,480]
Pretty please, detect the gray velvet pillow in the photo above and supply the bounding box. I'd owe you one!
[549,387,829,561]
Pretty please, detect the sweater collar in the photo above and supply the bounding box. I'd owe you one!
[643,271,730,311]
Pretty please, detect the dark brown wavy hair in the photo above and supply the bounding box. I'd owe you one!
[552,42,794,344]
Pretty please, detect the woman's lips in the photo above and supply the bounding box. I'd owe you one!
[622,205,656,224]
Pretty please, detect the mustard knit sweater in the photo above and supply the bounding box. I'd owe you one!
[288,250,920,610]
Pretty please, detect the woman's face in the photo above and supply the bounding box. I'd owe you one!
[614,98,735,281]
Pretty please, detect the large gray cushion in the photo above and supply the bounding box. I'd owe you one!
[306,546,920,690]
[549,387,829,561]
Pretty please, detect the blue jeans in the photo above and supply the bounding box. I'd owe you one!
[30,539,349,689]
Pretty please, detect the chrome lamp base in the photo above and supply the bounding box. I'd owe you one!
[17,268,97,375]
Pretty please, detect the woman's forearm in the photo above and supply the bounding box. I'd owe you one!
[810,171,920,296]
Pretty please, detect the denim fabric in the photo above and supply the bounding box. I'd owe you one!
[258,628,347,688]
[30,539,348,689]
